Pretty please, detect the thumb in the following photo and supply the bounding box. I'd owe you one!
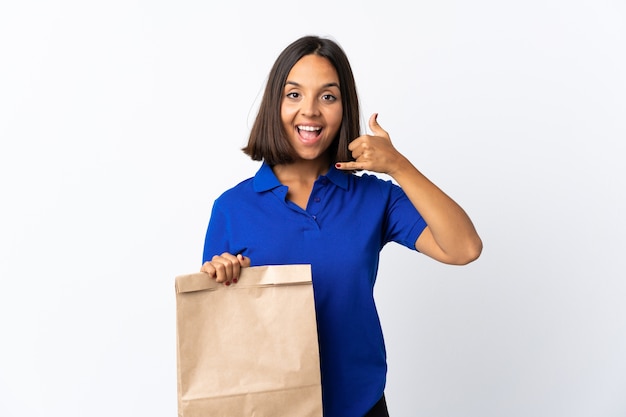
[237,253,251,267]
[369,113,389,138]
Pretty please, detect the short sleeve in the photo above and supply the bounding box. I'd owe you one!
[382,180,428,250]
[202,199,231,263]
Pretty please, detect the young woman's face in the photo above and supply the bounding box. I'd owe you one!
[281,54,343,164]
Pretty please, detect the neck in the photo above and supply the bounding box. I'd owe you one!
[272,158,330,184]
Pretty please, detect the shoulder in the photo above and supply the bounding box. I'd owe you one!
[351,171,399,194]
[348,172,411,211]
[213,177,255,207]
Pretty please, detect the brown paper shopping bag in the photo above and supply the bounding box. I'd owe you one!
[175,264,322,417]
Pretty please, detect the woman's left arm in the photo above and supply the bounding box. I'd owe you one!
[336,113,483,265]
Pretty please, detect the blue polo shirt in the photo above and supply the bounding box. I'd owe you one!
[203,162,427,417]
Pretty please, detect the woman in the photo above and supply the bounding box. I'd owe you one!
[201,35,482,417]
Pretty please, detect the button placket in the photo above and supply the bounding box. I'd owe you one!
[307,176,330,225]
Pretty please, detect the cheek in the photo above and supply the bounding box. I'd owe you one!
[328,110,343,134]
[281,104,297,125]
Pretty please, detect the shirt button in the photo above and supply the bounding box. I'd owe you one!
[312,215,317,220]
[314,197,321,203]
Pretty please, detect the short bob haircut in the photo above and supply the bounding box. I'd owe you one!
[242,35,360,166]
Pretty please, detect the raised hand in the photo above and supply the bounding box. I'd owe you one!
[335,113,409,176]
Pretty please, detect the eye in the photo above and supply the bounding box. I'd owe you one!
[321,94,337,102]
[286,92,300,99]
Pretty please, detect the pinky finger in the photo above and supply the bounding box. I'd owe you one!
[335,162,359,170]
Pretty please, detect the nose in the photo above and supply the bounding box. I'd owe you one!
[300,96,320,117]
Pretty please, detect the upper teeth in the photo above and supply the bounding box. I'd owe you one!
[298,126,321,132]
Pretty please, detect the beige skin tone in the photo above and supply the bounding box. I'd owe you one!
[201,54,482,284]
[273,54,343,210]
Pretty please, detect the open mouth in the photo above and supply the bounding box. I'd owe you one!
[297,125,322,143]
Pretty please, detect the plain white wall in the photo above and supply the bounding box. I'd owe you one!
[1,1,625,416]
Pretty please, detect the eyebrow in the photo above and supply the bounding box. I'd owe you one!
[285,81,340,89]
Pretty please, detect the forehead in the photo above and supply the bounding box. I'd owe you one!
[285,54,339,85]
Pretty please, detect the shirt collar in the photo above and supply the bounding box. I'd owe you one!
[324,164,349,190]
[252,162,282,192]
[252,161,349,192]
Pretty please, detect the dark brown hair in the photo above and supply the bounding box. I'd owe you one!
[242,35,361,165]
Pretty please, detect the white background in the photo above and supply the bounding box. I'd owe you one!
[1,1,625,416]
